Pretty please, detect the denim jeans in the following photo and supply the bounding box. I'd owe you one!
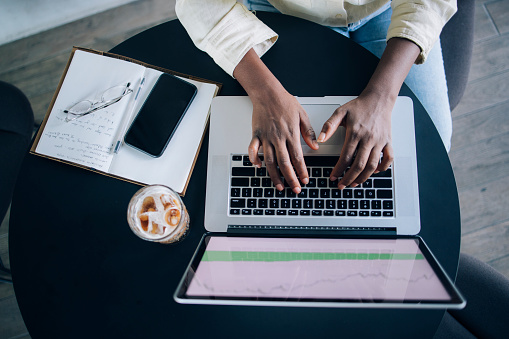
[244,0,452,151]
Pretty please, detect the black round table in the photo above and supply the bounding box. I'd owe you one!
[10,13,460,339]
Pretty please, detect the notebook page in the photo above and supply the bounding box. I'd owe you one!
[36,50,145,171]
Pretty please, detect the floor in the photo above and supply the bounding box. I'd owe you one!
[0,0,508,337]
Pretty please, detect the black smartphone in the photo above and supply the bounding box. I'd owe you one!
[124,73,197,157]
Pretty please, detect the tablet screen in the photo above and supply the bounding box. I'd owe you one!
[175,235,465,308]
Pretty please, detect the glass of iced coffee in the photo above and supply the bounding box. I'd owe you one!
[127,185,189,244]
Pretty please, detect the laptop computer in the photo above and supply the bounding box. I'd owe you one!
[174,96,465,309]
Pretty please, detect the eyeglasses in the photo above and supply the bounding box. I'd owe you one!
[64,83,133,122]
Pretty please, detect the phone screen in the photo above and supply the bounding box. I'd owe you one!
[124,73,197,157]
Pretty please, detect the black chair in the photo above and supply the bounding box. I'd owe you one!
[0,81,35,283]
[440,0,476,110]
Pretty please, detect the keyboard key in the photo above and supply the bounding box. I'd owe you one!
[326,200,335,209]
[253,188,263,197]
[329,179,338,188]
[275,189,285,198]
[258,199,268,208]
[256,167,267,177]
[354,189,364,198]
[335,210,346,216]
[232,155,242,161]
[292,199,302,209]
[253,209,263,215]
[264,188,274,197]
[232,167,255,176]
[312,210,322,216]
[374,179,392,188]
[242,188,252,197]
[377,190,393,199]
[309,189,319,198]
[359,211,369,216]
[230,199,245,208]
[242,209,252,215]
[288,210,298,215]
[320,189,330,198]
[383,211,394,217]
[360,200,370,209]
[331,189,341,198]
[265,210,275,215]
[312,168,322,177]
[383,200,393,209]
[362,179,373,188]
[243,155,252,166]
[314,200,324,209]
[247,199,257,208]
[251,177,260,187]
[372,200,382,209]
[303,199,313,209]
[348,200,358,209]
[323,168,333,177]
[277,210,287,215]
[297,189,308,198]
[371,211,381,217]
[372,169,392,177]
[366,190,375,199]
[300,210,310,216]
[306,178,316,187]
[347,211,358,216]
[231,188,240,197]
[262,178,272,187]
[324,210,334,216]
[286,189,296,198]
[318,178,328,187]
[343,189,353,198]
[270,199,279,208]
[230,209,240,215]
[304,156,337,167]
[337,200,347,209]
[232,178,249,187]
[282,199,291,208]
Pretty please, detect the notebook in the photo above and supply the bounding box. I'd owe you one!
[174,96,465,309]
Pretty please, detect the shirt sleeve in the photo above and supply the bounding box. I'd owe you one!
[175,0,278,77]
[388,0,457,64]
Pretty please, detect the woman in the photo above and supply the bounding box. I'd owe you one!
[175,0,456,194]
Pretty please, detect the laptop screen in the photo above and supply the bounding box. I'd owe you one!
[174,235,465,309]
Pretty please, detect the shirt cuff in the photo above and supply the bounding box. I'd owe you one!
[387,1,457,64]
[200,3,278,77]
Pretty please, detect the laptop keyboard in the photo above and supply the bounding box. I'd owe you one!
[229,155,395,218]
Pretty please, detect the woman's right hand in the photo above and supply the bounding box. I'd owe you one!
[248,87,319,193]
[234,49,319,194]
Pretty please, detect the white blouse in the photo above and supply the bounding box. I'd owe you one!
[175,0,457,76]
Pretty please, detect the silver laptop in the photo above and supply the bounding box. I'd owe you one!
[204,96,420,235]
[174,96,465,309]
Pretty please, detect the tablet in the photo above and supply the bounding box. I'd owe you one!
[174,234,465,309]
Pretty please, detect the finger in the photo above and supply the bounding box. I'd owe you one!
[248,136,262,168]
[351,147,382,186]
[330,134,359,184]
[338,143,371,189]
[287,139,309,186]
[274,143,301,194]
[318,106,346,143]
[377,143,394,173]
[262,143,284,191]
[299,111,319,150]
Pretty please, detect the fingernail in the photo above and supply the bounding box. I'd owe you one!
[276,184,284,191]
[338,184,345,190]
[293,186,301,194]
[301,177,309,184]
[351,183,358,188]
[330,176,337,181]
[318,132,325,142]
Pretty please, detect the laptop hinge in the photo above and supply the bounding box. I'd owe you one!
[227,225,397,236]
